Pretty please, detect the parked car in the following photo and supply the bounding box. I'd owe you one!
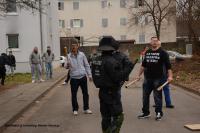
[60,56,66,67]
[167,51,192,61]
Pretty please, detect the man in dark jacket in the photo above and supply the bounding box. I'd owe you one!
[0,53,9,85]
[8,51,16,76]
[92,36,134,133]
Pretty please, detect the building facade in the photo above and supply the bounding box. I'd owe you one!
[58,0,176,46]
[0,0,60,73]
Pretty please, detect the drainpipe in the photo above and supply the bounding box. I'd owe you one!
[39,0,43,54]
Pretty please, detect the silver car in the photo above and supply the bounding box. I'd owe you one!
[167,51,192,61]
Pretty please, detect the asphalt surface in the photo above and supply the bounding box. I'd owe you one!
[3,64,200,133]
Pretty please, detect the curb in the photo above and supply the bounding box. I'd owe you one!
[0,74,66,133]
[172,83,200,96]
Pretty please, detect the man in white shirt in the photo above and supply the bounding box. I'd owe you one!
[66,39,92,116]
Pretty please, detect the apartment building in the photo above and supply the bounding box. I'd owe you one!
[58,0,176,46]
[0,0,60,72]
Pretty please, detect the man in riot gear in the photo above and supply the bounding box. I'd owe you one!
[92,36,134,133]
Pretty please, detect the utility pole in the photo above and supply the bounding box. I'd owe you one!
[39,0,44,73]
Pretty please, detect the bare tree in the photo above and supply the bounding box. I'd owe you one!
[0,0,42,16]
[128,0,176,39]
[176,0,200,42]
[176,0,200,54]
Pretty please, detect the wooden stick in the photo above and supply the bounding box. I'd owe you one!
[157,81,169,91]
[125,79,139,88]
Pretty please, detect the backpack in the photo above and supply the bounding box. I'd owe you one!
[91,53,122,89]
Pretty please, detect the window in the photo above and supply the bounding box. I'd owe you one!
[120,18,127,26]
[7,34,19,48]
[59,20,65,28]
[101,0,107,8]
[58,2,64,10]
[139,34,145,43]
[120,0,126,8]
[73,1,79,10]
[102,18,108,28]
[138,0,144,6]
[121,35,127,40]
[134,0,138,8]
[6,0,17,12]
[70,19,83,28]
[145,16,149,25]
[135,16,139,25]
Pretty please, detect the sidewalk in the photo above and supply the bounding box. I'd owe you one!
[0,68,67,132]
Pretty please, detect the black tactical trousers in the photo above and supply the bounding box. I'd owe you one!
[99,89,124,133]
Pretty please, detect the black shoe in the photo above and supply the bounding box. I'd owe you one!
[155,112,162,121]
[166,105,174,108]
[138,113,151,119]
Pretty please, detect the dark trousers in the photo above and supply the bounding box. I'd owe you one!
[0,71,6,85]
[142,78,164,115]
[65,70,70,83]
[70,76,89,111]
[99,89,124,133]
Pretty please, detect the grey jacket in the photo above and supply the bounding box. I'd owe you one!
[29,52,41,65]
[42,52,55,63]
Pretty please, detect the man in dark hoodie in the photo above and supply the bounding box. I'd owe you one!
[0,53,9,85]
[8,51,16,76]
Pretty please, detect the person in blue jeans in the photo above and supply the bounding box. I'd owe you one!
[42,46,55,80]
[163,78,174,108]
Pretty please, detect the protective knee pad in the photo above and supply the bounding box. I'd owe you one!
[112,113,124,133]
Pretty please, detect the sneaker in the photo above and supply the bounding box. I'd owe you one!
[138,113,151,119]
[32,80,35,83]
[155,112,162,121]
[166,105,175,108]
[73,111,78,116]
[40,79,45,82]
[62,82,67,85]
[84,109,92,114]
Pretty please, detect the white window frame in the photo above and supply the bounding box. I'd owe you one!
[102,18,108,28]
[58,1,64,10]
[101,0,107,8]
[139,33,145,43]
[120,35,127,40]
[120,17,127,26]
[120,0,126,8]
[71,19,83,28]
[59,20,65,28]
[6,0,17,13]
[73,1,79,10]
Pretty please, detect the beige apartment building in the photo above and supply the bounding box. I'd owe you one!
[58,0,176,46]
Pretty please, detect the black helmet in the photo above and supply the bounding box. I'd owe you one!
[98,36,119,51]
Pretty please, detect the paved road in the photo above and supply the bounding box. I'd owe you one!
[3,64,200,133]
